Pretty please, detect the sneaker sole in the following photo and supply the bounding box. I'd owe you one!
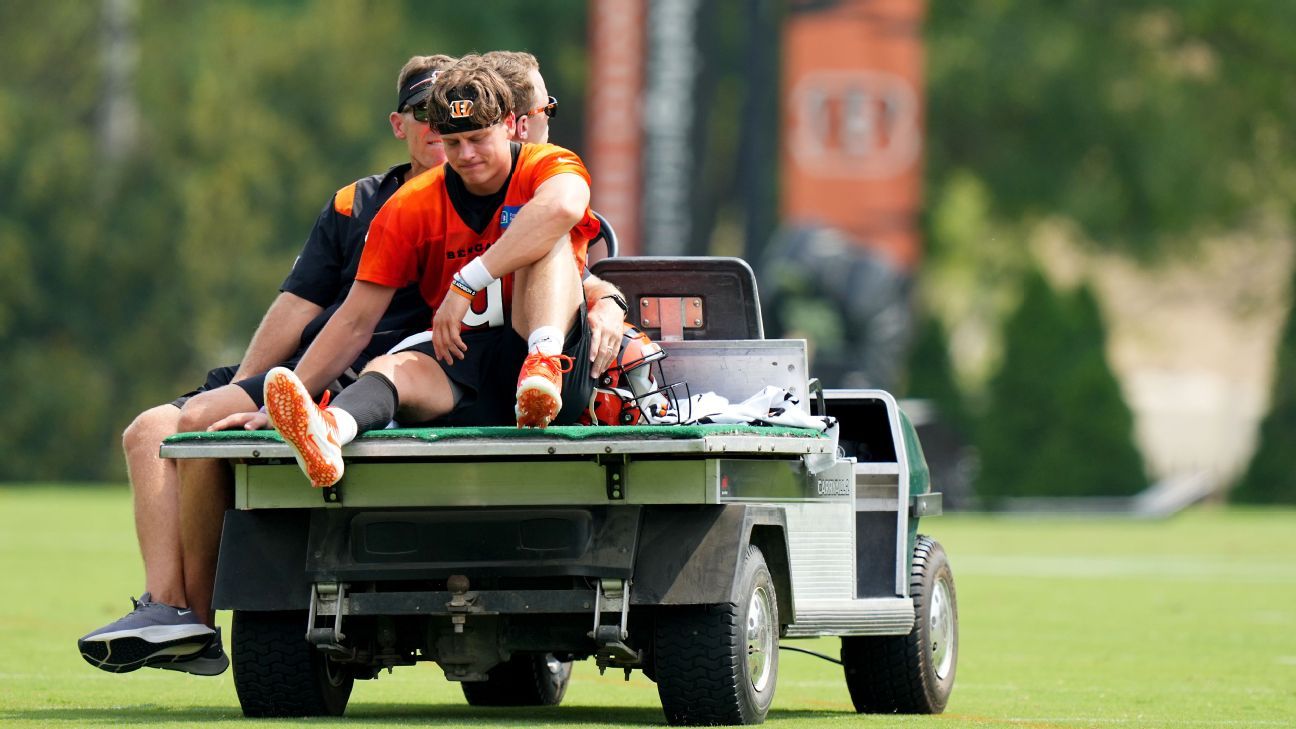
[265,370,342,488]
[516,376,562,428]
[155,651,230,676]
[79,630,214,674]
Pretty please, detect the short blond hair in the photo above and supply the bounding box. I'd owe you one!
[483,51,540,116]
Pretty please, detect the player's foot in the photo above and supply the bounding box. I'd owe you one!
[78,593,214,673]
[154,627,229,676]
[264,366,344,488]
[515,353,573,428]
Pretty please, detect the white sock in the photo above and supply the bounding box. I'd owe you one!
[330,407,359,446]
[528,326,564,356]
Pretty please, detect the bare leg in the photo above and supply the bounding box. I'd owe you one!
[175,385,258,626]
[511,234,584,337]
[122,405,187,607]
[360,351,458,425]
[174,458,230,627]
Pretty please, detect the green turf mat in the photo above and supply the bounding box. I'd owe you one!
[165,423,823,444]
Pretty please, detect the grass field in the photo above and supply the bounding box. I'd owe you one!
[1,484,1294,728]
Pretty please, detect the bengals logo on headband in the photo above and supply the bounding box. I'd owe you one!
[450,99,474,118]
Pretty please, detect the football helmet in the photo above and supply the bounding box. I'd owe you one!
[581,323,687,426]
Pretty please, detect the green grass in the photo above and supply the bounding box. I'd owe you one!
[1,484,1294,728]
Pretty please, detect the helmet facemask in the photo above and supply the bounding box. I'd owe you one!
[581,324,690,425]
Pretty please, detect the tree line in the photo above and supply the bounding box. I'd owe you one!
[3,0,1294,500]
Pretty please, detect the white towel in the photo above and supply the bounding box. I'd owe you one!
[663,386,835,434]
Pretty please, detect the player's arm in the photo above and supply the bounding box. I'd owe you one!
[477,172,589,277]
[583,273,627,376]
[231,293,324,381]
[292,281,396,397]
[430,173,590,363]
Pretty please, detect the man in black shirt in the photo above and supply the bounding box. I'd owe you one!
[77,54,456,676]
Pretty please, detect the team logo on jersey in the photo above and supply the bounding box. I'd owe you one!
[500,205,523,229]
[450,99,474,118]
[446,240,494,260]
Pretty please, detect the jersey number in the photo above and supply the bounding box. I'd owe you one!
[462,278,505,328]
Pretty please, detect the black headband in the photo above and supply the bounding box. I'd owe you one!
[396,69,439,112]
[431,90,501,135]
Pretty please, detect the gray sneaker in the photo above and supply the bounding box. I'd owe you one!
[78,593,214,673]
[154,627,229,676]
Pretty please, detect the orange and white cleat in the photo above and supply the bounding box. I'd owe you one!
[263,367,344,488]
[515,353,573,428]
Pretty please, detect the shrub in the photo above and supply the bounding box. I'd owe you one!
[1233,276,1296,503]
[975,270,1145,502]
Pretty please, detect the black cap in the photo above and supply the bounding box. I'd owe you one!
[396,69,439,113]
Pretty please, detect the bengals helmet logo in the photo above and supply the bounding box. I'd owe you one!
[450,99,473,118]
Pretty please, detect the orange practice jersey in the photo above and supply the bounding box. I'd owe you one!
[357,143,599,330]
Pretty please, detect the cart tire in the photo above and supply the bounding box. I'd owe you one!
[841,535,957,714]
[231,610,353,717]
[655,544,779,726]
[460,653,573,706]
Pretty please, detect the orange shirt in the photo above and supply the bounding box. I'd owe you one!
[358,143,598,330]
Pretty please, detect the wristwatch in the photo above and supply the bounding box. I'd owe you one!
[600,293,629,315]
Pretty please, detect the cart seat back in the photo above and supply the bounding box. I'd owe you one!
[589,256,764,341]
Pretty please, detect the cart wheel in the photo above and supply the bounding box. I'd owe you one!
[461,653,573,706]
[841,535,957,714]
[655,544,778,726]
[231,610,353,717]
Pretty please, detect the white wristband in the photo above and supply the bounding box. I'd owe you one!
[459,258,495,292]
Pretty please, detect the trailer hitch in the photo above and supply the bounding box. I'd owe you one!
[445,574,480,634]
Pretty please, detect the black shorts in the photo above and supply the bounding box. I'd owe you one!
[397,306,593,427]
[170,354,352,410]
[171,364,243,409]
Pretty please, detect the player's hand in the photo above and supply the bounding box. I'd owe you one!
[432,289,471,365]
[588,298,625,377]
[208,411,270,431]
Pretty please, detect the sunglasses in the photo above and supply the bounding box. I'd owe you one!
[526,96,558,119]
[408,97,553,125]
[407,99,432,124]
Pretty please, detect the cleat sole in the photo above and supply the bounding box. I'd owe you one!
[515,381,561,429]
[265,371,342,488]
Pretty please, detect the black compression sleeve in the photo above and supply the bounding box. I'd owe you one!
[332,372,400,434]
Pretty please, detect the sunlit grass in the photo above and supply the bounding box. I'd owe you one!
[1,485,1293,727]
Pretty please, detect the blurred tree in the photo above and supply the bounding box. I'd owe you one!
[6,0,1291,482]
[902,311,978,508]
[975,269,1145,503]
[0,1,122,479]
[919,2,1296,502]
[903,313,970,436]
[1233,270,1296,503]
[926,0,1296,259]
[0,0,585,481]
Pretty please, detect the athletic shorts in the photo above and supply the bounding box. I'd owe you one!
[169,326,423,410]
[170,354,350,410]
[396,305,593,427]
